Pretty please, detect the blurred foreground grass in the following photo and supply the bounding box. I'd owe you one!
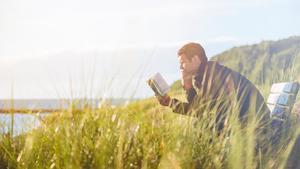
[0,94,299,169]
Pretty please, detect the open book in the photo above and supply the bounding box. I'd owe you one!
[147,73,170,97]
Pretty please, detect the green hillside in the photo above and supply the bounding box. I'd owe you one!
[212,36,300,95]
[172,36,300,98]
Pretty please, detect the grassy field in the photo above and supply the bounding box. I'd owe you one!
[0,88,299,169]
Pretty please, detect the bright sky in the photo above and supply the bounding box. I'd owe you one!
[0,0,300,99]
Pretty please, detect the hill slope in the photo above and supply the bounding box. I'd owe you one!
[172,36,300,97]
[212,36,300,85]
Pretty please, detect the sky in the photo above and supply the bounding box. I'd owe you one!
[0,0,300,99]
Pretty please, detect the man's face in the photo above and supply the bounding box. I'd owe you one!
[178,54,201,76]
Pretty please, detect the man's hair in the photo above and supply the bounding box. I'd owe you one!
[178,42,207,62]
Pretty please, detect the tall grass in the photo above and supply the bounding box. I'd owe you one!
[0,93,298,169]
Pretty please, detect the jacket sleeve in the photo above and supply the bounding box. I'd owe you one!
[169,88,197,115]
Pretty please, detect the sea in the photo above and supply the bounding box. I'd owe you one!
[0,99,132,136]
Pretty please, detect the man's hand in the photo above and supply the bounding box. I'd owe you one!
[181,72,193,90]
[179,55,200,90]
[155,94,171,106]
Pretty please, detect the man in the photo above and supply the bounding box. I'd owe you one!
[156,42,271,147]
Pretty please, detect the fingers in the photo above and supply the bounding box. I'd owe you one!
[155,94,170,106]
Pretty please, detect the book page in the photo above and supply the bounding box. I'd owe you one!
[147,73,170,96]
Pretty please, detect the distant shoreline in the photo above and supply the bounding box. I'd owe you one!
[0,98,139,113]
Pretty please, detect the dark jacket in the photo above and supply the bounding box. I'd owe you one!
[169,61,271,147]
[170,61,269,117]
